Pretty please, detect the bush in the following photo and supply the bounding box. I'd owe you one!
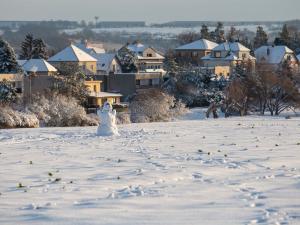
[129,89,187,123]
[0,106,39,129]
[116,112,131,124]
[27,93,99,127]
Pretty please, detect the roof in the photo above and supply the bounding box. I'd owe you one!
[213,42,250,52]
[127,43,146,53]
[17,60,27,67]
[175,39,218,51]
[93,53,116,71]
[296,53,300,61]
[22,59,57,72]
[75,42,105,55]
[89,91,122,98]
[254,45,294,64]
[48,45,97,62]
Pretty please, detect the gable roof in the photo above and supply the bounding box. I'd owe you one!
[48,45,97,62]
[127,43,146,54]
[17,60,27,67]
[75,42,105,55]
[22,59,57,72]
[93,53,117,71]
[175,39,218,51]
[213,42,250,52]
[254,45,294,64]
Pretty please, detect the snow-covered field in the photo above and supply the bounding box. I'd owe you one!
[0,115,300,225]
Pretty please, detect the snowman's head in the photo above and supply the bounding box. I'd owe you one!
[103,102,112,111]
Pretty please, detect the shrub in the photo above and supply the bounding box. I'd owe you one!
[116,112,131,124]
[0,106,39,129]
[129,89,187,123]
[27,93,98,127]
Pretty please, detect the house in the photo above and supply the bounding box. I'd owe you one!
[202,41,256,76]
[0,73,23,93]
[21,59,59,101]
[254,45,299,72]
[84,78,122,112]
[75,40,106,55]
[175,39,218,65]
[123,42,166,75]
[108,72,163,100]
[93,53,122,75]
[48,44,98,74]
[22,59,58,76]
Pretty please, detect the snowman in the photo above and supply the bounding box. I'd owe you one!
[97,102,119,136]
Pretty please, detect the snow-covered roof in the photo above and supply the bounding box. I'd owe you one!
[17,60,27,67]
[213,42,250,52]
[254,45,294,64]
[48,45,97,62]
[75,43,105,55]
[127,43,146,53]
[22,59,57,73]
[89,91,122,98]
[175,39,218,51]
[93,53,116,71]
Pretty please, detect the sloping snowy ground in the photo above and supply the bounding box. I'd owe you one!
[0,116,300,225]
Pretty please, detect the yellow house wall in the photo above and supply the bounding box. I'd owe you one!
[78,61,97,74]
[85,80,102,92]
[214,66,230,78]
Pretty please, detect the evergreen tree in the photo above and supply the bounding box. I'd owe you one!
[200,25,210,40]
[214,22,226,43]
[117,46,138,73]
[0,80,17,104]
[226,26,238,42]
[20,34,34,60]
[274,24,291,47]
[0,38,20,73]
[53,62,88,104]
[253,26,268,49]
[33,38,48,59]
[20,34,48,59]
[164,50,179,77]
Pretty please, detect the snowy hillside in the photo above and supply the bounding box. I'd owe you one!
[0,116,300,225]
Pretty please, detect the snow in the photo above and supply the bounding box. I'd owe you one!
[0,114,300,225]
[127,43,146,54]
[93,53,116,72]
[254,46,295,64]
[48,45,97,62]
[22,59,57,73]
[75,43,106,55]
[213,42,250,52]
[176,39,218,51]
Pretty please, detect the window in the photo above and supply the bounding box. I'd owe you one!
[242,53,246,58]
[136,80,140,86]
[215,51,221,58]
[192,52,198,57]
[147,53,153,57]
[82,64,86,70]
[91,65,94,70]
[287,55,291,61]
[93,85,97,92]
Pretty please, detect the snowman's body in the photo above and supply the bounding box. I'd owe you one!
[97,102,119,136]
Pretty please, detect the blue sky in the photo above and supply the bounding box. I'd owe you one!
[0,0,299,22]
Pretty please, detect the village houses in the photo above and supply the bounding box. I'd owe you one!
[254,45,299,72]
[175,39,218,65]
